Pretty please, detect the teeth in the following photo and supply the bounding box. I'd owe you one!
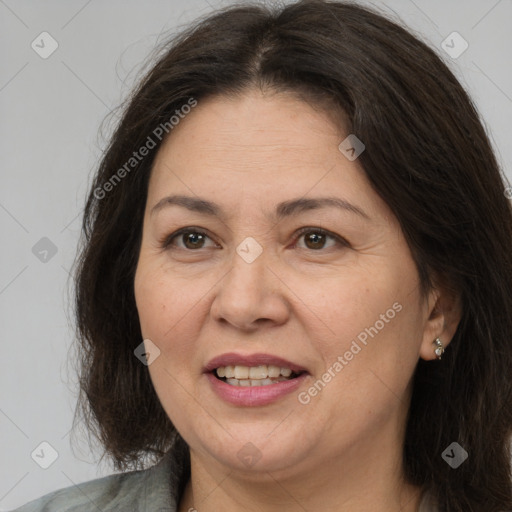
[215,364,299,386]
[234,365,249,379]
[225,365,235,379]
[223,377,291,387]
[215,364,295,380]
[280,367,292,377]
[268,365,281,378]
[249,365,267,379]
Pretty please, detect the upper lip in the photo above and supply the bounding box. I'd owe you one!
[204,352,308,374]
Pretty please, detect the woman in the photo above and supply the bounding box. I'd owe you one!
[13,0,512,511]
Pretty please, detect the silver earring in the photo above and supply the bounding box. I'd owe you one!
[433,338,444,360]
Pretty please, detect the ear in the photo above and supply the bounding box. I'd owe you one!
[419,281,462,361]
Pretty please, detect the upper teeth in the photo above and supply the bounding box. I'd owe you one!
[216,365,293,379]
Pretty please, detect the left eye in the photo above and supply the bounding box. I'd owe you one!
[293,228,342,251]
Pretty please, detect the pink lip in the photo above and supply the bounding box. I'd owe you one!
[204,352,307,374]
[206,372,308,407]
[204,352,309,407]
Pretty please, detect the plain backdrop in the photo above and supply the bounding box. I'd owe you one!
[1,0,511,509]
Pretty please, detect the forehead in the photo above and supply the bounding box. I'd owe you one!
[146,90,390,224]
[152,89,345,170]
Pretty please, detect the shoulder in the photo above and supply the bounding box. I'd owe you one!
[10,469,145,512]
[9,442,188,512]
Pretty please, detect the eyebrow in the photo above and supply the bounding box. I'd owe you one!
[150,194,370,221]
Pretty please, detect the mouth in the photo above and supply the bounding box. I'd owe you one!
[214,364,305,387]
[205,353,309,406]
[204,352,309,387]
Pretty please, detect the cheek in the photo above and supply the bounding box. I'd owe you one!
[303,258,422,388]
[134,264,201,423]
[135,259,191,340]
[295,265,398,349]
[134,258,213,383]
[134,269,166,338]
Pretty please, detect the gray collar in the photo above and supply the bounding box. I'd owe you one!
[138,434,190,511]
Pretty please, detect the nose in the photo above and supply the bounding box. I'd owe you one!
[210,246,291,331]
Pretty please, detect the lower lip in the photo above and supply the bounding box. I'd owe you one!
[206,372,308,407]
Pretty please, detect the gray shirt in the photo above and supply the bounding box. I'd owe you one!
[11,437,438,511]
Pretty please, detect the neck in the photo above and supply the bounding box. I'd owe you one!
[178,434,423,512]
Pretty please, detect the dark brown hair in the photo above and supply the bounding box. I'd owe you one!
[72,1,512,510]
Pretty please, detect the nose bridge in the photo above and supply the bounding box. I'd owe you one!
[224,240,270,303]
[211,238,289,329]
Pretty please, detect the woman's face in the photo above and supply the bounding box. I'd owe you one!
[134,89,442,479]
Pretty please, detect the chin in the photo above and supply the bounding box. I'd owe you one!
[188,420,319,475]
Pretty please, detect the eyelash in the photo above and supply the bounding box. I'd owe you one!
[159,226,349,252]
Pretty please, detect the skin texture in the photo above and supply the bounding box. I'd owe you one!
[133,89,460,512]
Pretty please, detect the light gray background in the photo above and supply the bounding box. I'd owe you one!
[1,0,511,509]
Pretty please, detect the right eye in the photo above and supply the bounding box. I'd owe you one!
[160,228,219,251]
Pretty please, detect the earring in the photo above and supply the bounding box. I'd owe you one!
[433,338,444,360]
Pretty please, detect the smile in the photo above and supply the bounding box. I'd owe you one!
[215,364,301,387]
[204,352,309,406]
